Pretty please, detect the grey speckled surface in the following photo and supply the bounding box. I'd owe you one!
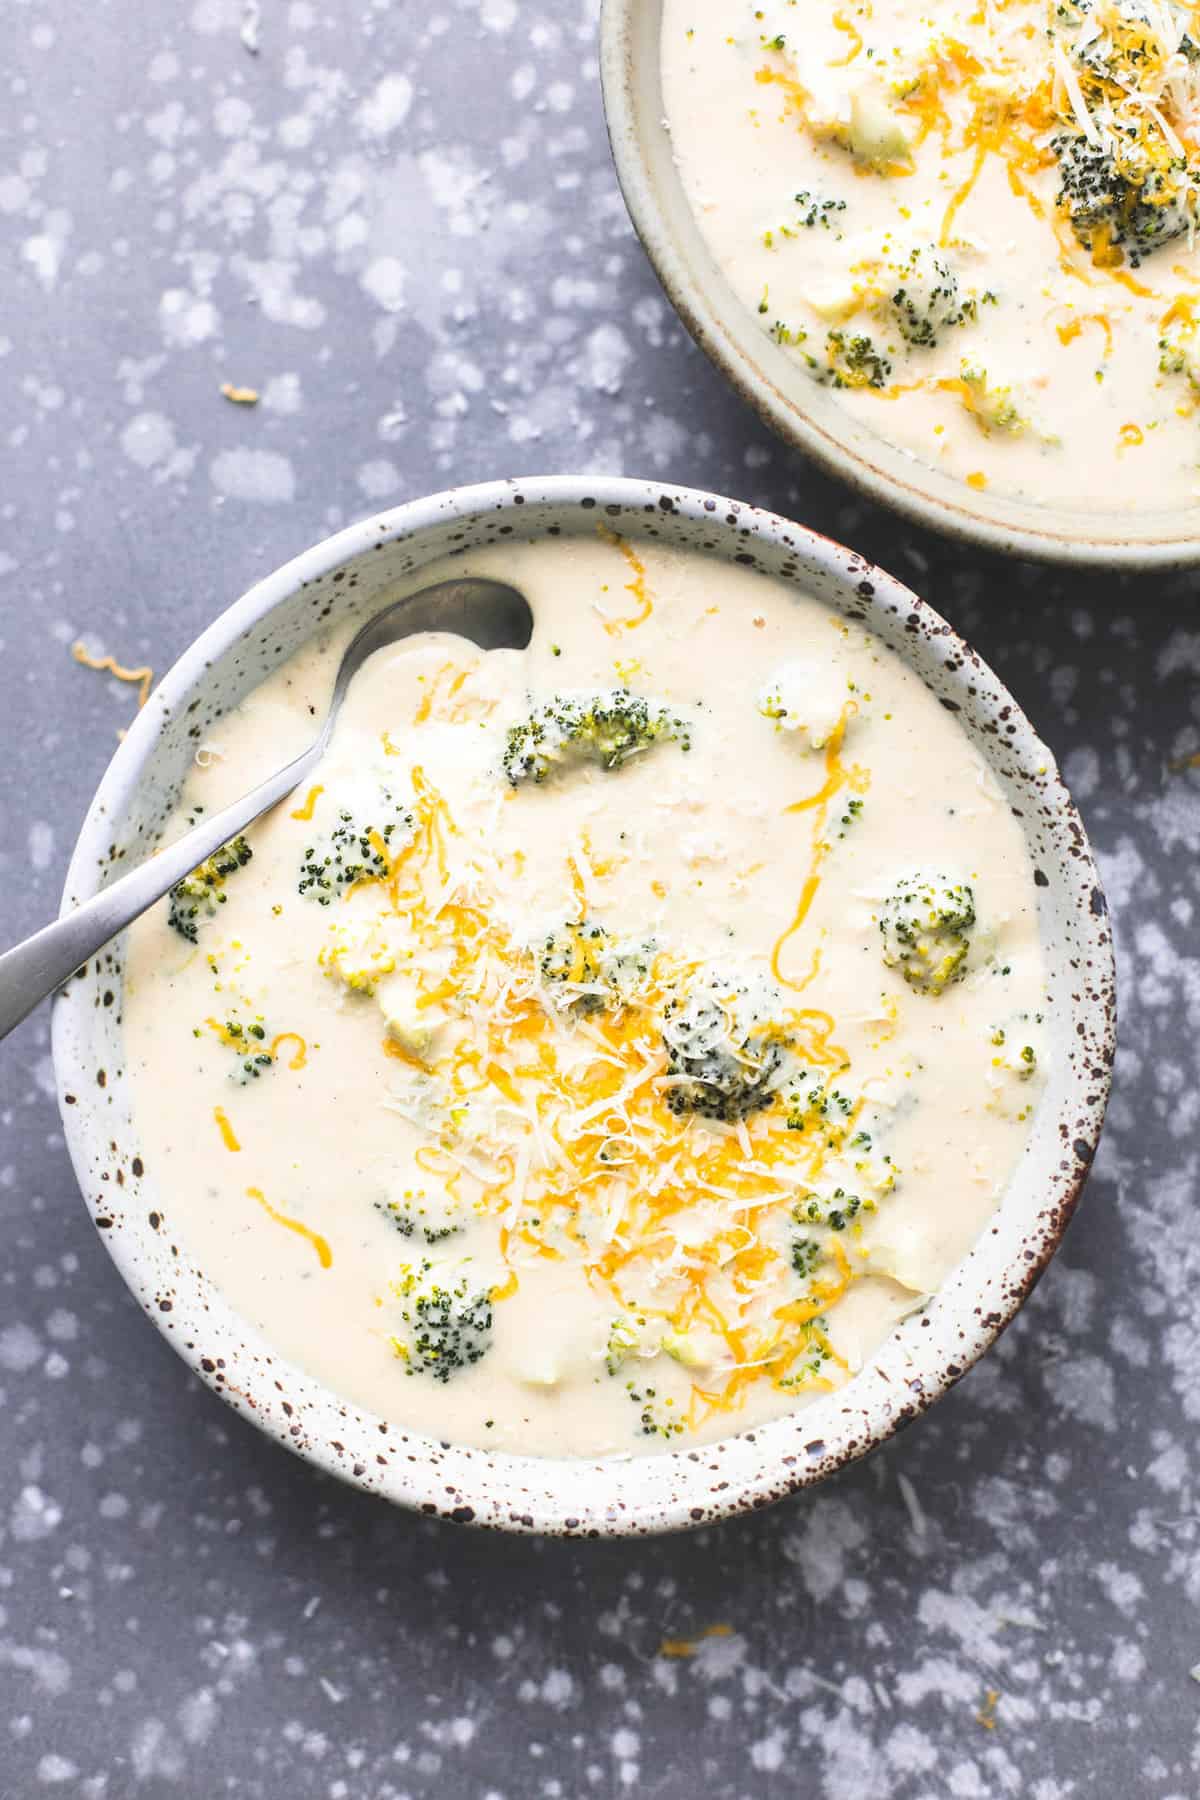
[0,3,1196,1796]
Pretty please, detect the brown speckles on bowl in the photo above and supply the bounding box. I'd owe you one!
[50,476,1115,1537]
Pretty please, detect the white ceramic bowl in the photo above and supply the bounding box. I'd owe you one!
[600,0,1200,568]
[53,477,1115,1535]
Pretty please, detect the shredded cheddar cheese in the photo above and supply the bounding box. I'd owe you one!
[269,1032,308,1070]
[658,1624,734,1658]
[290,785,324,821]
[71,642,153,710]
[597,525,654,633]
[246,1186,332,1268]
[325,735,898,1425]
[213,1106,241,1152]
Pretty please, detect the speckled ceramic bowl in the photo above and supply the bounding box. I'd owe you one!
[52,477,1115,1535]
[600,0,1200,568]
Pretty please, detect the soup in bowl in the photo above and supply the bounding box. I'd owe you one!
[52,478,1115,1533]
[602,0,1200,564]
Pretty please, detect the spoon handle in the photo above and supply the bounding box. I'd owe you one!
[0,743,322,1044]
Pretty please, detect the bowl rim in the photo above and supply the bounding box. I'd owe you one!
[598,0,1200,569]
[52,474,1117,1536]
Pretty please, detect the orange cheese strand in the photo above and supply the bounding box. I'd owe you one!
[658,1624,733,1659]
[71,642,153,709]
[772,861,828,989]
[773,709,866,990]
[594,523,654,632]
[289,784,324,821]
[246,1186,332,1269]
[1054,312,1114,357]
[414,662,473,726]
[754,63,811,116]
[213,1106,241,1152]
[491,1269,520,1303]
[269,1032,308,1070]
[940,141,988,245]
[829,8,863,66]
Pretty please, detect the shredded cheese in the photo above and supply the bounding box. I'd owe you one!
[327,739,898,1424]
[71,641,153,710]
[246,1185,332,1268]
[213,1105,241,1152]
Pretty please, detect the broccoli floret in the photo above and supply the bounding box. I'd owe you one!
[1159,321,1200,393]
[298,784,413,904]
[765,190,848,243]
[537,921,657,1016]
[211,1015,273,1085]
[838,798,864,837]
[989,1019,1042,1082]
[888,245,977,349]
[794,188,847,229]
[625,1381,686,1439]
[1053,130,1197,267]
[822,330,892,390]
[1048,0,1199,265]
[318,915,398,996]
[783,1073,855,1136]
[389,1260,493,1382]
[660,967,793,1121]
[793,1188,866,1233]
[792,1233,824,1279]
[957,359,1030,436]
[606,1316,640,1375]
[538,920,612,1014]
[167,836,253,942]
[757,659,857,750]
[376,1184,463,1245]
[596,936,658,1004]
[606,1312,655,1375]
[880,875,976,994]
[986,1014,1045,1120]
[503,689,690,785]
[773,1326,836,1390]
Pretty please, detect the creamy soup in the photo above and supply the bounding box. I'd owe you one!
[661,0,1200,511]
[123,534,1046,1458]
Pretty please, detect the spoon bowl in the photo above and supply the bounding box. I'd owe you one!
[0,577,532,1042]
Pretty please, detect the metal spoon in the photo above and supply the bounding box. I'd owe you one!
[0,576,534,1042]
